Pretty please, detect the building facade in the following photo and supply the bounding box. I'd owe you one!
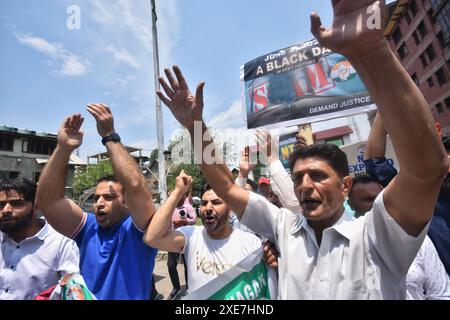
[385,0,450,135]
[0,125,84,194]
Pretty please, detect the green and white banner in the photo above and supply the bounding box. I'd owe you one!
[183,248,278,300]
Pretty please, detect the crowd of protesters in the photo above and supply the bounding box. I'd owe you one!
[1,0,449,300]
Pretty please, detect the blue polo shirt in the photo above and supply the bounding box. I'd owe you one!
[74,213,157,300]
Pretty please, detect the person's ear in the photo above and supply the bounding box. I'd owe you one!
[342,176,353,197]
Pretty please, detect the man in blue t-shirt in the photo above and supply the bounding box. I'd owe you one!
[36,104,157,299]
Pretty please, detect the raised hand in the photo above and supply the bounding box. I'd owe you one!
[157,65,205,131]
[86,103,115,138]
[239,146,256,179]
[175,170,193,196]
[311,0,387,58]
[57,114,84,151]
[294,134,308,151]
[256,129,278,164]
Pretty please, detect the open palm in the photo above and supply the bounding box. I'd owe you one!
[157,65,205,130]
[311,0,387,58]
[58,114,84,150]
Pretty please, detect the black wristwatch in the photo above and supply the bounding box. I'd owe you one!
[101,133,121,146]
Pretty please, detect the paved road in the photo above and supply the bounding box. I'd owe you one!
[153,251,188,300]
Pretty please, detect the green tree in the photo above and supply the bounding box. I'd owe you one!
[72,160,113,199]
[149,148,158,163]
[166,164,207,198]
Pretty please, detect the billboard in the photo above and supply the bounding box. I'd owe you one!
[340,137,399,177]
[278,132,297,174]
[241,39,376,129]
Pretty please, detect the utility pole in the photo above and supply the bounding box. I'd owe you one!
[150,0,167,202]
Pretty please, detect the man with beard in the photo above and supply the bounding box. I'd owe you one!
[36,105,157,300]
[0,178,79,299]
[144,171,262,294]
[156,0,448,299]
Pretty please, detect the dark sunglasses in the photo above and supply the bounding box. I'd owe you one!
[0,199,27,209]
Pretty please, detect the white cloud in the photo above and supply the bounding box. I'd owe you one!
[61,56,88,76]
[15,33,89,76]
[208,100,245,129]
[89,0,179,67]
[105,45,139,69]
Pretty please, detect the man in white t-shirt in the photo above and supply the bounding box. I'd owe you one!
[144,171,262,294]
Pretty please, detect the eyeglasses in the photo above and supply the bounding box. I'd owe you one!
[0,199,27,209]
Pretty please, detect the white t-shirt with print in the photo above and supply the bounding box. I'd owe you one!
[178,226,262,293]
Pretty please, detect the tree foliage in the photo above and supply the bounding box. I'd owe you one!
[149,148,158,163]
[72,160,113,199]
[166,164,207,198]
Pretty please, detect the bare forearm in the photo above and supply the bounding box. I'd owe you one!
[189,122,235,190]
[348,43,446,176]
[106,141,146,190]
[145,189,182,244]
[365,113,387,159]
[36,146,72,205]
[106,141,154,228]
[189,122,248,215]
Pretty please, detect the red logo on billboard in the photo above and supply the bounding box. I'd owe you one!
[250,81,269,112]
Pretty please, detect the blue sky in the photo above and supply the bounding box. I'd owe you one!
[1,0,378,161]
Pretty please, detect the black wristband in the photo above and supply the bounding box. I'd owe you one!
[101,133,121,146]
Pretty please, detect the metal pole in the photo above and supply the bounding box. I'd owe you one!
[350,115,362,141]
[150,0,167,202]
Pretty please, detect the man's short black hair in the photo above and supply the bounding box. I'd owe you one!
[0,178,37,204]
[200,184,212,198]
[96,174,119,185]
[349,175,382,197]
[289,143,349,178]
[96,175,125,194]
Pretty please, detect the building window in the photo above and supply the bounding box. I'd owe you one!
[412,31,421,45]
[405,10,412,24]
[445,96,450,109]
[0,135,14,152]
[411,73,420,86]
[436,2,450,43]
[410,0,418,16]
[10,172,19,179]
[430,0,443,11]
[436,67,449,86]
[22,139,28,152]
[24,138,56,155]
[325,137,345,147]
[427,8,436,24]
[436,103,444,113]
[417,21,428,38]
[437,31,446,47]
[425,44,437,62]
[427,76,435,87]
[392,27,403,45]
[398,43,409,59]
[0,171,20,179]
[420,54,428,68]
